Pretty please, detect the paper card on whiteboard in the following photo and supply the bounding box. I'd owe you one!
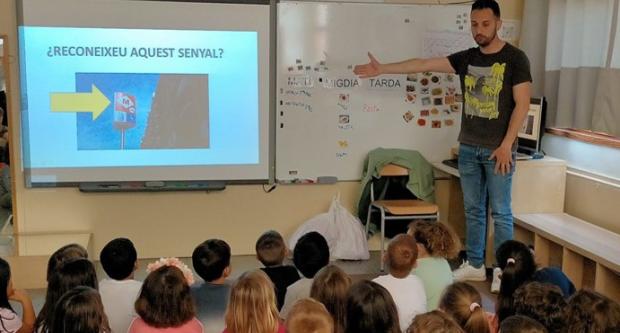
[281,89,312,97]
[364,75,406,90]
[318,68,362,89]
[286,75,314,88]
[320,76,362,89]
[283,100,313,112]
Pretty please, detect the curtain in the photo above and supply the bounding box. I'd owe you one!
[521,0,620,137]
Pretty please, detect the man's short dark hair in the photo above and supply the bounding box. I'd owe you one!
[192,239,231,282]
[99,238,137,280]
[472,0,501,18]
[256,230,286,267]
[293,232,329,278]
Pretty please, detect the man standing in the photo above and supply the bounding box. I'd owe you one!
[354,0,531,287]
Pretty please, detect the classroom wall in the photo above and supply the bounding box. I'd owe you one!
[542,135,620,234]
[543,135,620,180]
[11,0,620,284]
[389,0,524,21]
[564,173,620,235]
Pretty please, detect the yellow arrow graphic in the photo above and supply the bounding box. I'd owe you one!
[50,84,111,120]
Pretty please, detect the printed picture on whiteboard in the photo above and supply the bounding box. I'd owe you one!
[73,73,210,150]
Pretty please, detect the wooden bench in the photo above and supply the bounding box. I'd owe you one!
[514,213,620,300]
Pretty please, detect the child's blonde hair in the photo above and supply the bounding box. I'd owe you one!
[225,269,280,333]
[310,265,351,333]
[386,234,418,278]
[439,282,490,333]
[286,298,334,333]
[408,220,461,259]
[407,310,464,333]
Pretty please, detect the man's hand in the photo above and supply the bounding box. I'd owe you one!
[489,144,513,175]
[353,52,382,78]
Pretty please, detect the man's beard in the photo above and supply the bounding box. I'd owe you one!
[474,30,496,47]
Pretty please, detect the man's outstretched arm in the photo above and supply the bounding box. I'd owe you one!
[353,52,456,78]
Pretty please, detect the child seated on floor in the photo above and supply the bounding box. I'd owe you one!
[310,265,351,333]
[46,243,88,282]
[256,230,300,310]
[191,239,232,333]
[286,298,334,333]
[0,257,35,333]
[52,286,110,333]
[280,232,330,319]
[99,237,142,333]
[36,258,99,333]
[408,220,461,310]
[439,282,492,333]
[345,280,400,333]
[495,240,575,323]
[372,234,427,332]
[513,282,567,333]
[224,270,285,333]
[129,258,202,333]
[499,315,547,333]
[408,310,465,333]
[565,289,620,333]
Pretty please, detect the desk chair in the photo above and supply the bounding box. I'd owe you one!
[365,164,439,271]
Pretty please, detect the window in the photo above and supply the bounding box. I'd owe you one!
[542,0,620,141]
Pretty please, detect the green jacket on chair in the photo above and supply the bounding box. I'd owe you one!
[357,148,435,233]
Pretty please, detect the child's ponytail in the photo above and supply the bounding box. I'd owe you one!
[439,282,490,333]
[495,241,537,322]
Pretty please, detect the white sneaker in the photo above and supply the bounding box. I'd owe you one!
[453,261,486,282]
[491,267,502,293]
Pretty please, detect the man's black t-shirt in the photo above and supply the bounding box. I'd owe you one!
[448,43,532,150]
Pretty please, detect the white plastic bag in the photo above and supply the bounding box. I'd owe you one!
[330,195,370,260]
[289,194,370,260]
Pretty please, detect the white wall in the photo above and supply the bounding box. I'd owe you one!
[542,135,620,234]
[542,135,620,181]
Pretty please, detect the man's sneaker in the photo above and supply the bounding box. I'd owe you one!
[491,267,502,293]
[453,261,487,282]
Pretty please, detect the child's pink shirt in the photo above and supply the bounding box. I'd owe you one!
[128,317,203,333]
[486,312,499,333]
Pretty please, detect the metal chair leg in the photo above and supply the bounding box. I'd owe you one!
[380,208,386,272]
[365,205,372,237]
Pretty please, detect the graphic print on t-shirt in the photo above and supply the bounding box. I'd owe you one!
[463,62,505,120]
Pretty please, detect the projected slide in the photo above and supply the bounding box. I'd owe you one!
[20,27,259,169]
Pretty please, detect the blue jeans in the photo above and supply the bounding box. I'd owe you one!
[458,144,515,268]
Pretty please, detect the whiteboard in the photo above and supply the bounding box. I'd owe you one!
[276,1,476,181]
